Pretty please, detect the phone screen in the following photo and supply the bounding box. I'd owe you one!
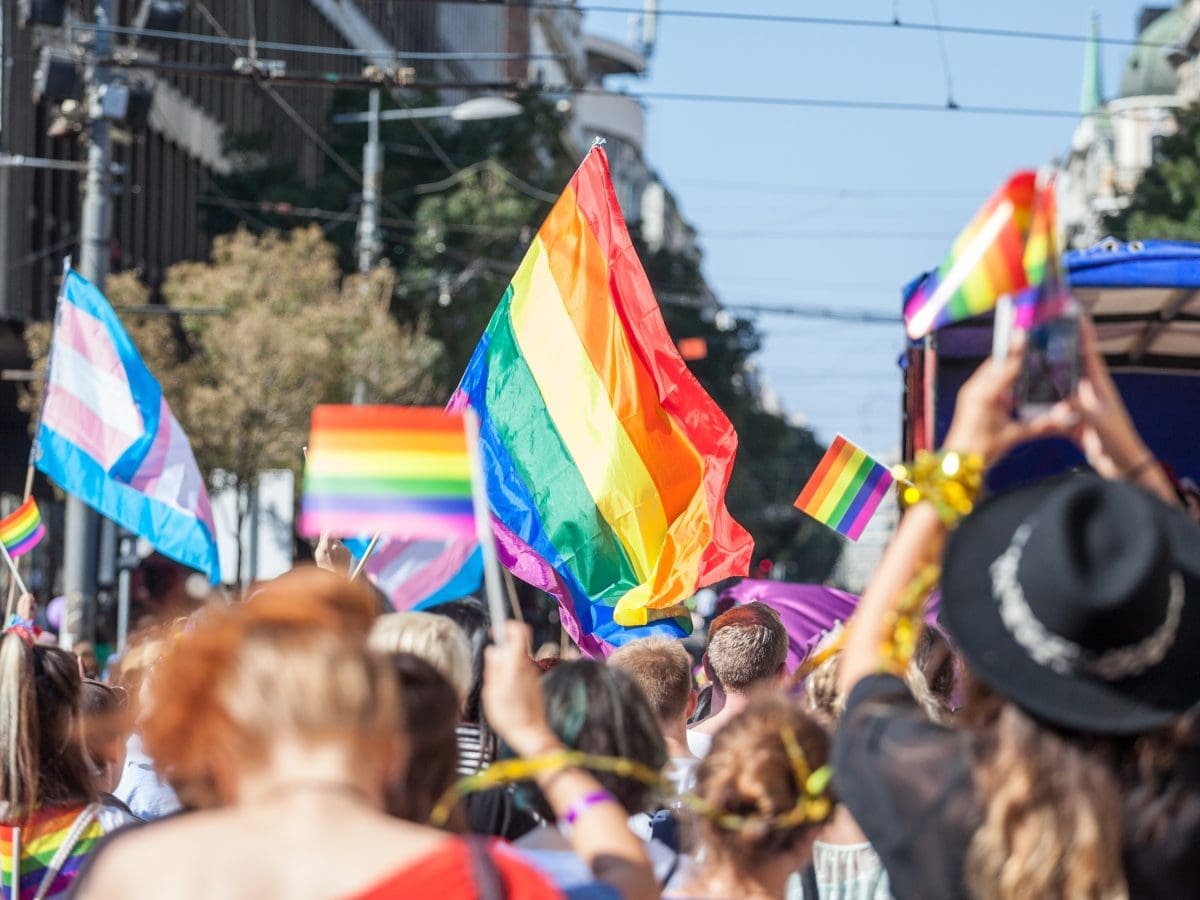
[1016,315,1079,416]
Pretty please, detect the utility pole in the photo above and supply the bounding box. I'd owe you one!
[61,0,113,650]
[356,88,381,274]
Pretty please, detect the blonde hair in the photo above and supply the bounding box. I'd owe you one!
[368,612,472,705]
[608,636,693,725]
[143,568,399,808]
[705,603,788,694]
[964,693,1127,900]
[801,650,946,729]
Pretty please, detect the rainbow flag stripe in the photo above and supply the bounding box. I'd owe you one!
[299,406,475,540]
[905,171,1037,339]
[794,435,894,541]
[0,804,104,899]
[0,498,45,559]
[450,146,752,653]
[1015,180,1071,329]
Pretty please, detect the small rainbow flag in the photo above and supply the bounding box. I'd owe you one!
[299,406,476,540]
[0,498,46,559]
[905,171,1038,339]
[794,435,894,541]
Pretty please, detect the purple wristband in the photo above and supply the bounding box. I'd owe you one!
[563,790,614,828]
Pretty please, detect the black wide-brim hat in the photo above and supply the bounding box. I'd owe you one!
[941,474,1200,735]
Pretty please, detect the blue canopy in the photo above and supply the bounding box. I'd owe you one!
[1067,239,1200,290]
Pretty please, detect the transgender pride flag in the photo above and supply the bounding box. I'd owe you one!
[343,535,483,611]
[35,268,221,583]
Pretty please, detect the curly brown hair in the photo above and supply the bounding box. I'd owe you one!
[692,694,833,873]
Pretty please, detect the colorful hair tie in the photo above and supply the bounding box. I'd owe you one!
[4,614,39,647]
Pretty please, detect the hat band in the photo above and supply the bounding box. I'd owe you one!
[990,524,1185,682]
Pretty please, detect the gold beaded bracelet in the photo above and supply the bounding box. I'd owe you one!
[892,449,985,526]
[877,563,941,674]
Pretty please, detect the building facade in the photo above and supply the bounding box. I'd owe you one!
[1059,4,1199,247]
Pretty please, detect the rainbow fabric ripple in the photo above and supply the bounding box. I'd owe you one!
[0,804,103,899]
[905,171,1038,339]
[0,498,45,559]
[299,406,475,540]
[450,146,752,654]
[794,435,894,541]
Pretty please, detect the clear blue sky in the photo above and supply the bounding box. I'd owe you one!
[585,1,1144,457]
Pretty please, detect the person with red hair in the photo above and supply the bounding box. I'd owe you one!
[74,569,656,899]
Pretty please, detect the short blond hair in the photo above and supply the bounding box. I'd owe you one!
[705,602,788,694]
[608,637,693,725]
[368,612,472,704]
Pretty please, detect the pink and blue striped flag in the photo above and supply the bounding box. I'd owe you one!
[35,268,220,583]
[343,535,483,610]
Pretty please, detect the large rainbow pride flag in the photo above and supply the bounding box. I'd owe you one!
[450,146,752,654]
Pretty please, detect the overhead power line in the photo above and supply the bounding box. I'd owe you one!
[73,21,568,62]
[625,89,1080,119]
[395,0,1166,51]
[724,302,902,324]
[106,56,1094,120]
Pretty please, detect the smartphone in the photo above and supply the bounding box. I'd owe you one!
[1015,313,1080,418]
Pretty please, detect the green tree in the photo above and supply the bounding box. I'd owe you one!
[208,92,575,372]
[1105,103,1200,240]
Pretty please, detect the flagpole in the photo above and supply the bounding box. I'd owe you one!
[502,568,524,623]
[0,542,29,601]
[463,409,507,645]
[349,533,381,581]
[5,258,70,618]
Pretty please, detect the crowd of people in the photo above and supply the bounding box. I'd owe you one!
[0,318,1195,899]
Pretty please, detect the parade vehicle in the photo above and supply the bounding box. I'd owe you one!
[902,239,1200,488]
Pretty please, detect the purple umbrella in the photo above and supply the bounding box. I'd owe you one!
[719,579,942,672]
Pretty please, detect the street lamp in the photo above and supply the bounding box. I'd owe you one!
[333,93,523,273]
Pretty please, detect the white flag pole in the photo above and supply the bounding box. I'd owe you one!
[463,409,507,645]
[349,533,381,581]
[0,541,29,600]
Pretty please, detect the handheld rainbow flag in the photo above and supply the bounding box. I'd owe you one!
[794,435,894,541]
[1014,180,1072,329]
[299,406,475,540]
[905,171,1038,339]
[450,145,753,655]
[0,498,45,559]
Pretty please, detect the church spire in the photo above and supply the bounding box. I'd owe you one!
[1081,10,1105,116]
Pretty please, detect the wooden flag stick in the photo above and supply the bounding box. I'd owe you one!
[349,533,381,581]
[502,568,524,623]
[463,409,507,645]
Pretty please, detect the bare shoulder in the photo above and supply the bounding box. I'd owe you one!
[76,813,236,899]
